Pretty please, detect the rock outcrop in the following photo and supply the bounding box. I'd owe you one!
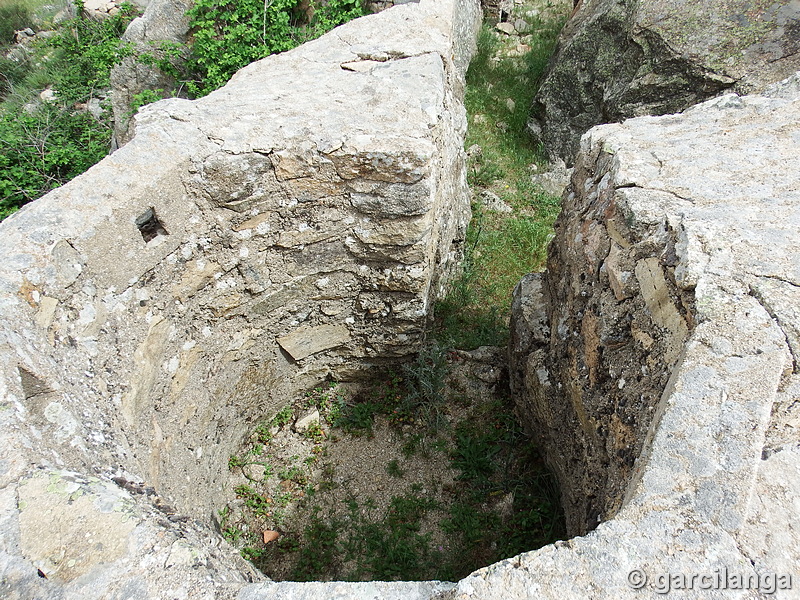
[530,0,800,163]
[0,0,480,596]
[494,74,799,598]
[109,0,193,145]
[367,0,420,13]
[83,0,147,20]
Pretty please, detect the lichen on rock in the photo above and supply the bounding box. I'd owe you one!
[530,0,800,163]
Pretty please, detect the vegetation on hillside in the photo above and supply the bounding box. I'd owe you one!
[0,0,366,220]
[434,15,566,349]
[0,0,139,219]
[185,0,365,97]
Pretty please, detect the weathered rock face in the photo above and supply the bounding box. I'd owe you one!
[0,0,480,596]
[110,0,194,145]
[111,0,422,146]
[489,75,799,598]
[510,130,697,533]
[530,0,800,163]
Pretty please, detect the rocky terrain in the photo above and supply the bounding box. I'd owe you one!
[0,0,798,598]
[529,0,800,163]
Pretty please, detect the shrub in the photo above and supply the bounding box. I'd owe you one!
[0,1,140,220]
[185,0,366,97]
[47,1,138,104]
[0,105,109,218]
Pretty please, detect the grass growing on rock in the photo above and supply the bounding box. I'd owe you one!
[435,11,567,349]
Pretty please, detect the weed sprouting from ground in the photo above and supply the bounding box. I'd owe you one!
[400,342,449,429]
[221,361,565,581]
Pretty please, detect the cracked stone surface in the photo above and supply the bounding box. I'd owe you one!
[529,0,800,163]
[0,1,481,597]
[502,74,800,598]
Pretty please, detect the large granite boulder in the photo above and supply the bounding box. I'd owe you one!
[530,0,800,163]
[0,0,480,596]
[491,74,800,598]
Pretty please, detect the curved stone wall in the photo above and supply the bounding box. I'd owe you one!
[0,0,480,596]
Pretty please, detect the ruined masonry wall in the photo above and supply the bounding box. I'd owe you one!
[0,0,481,596]
[485,75,800,599]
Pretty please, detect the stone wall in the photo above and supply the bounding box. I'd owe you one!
[529,0,800,164]
[111,0,423,146]
[487,75,799,598]
[0,0,481,596]
[508,128,696,533]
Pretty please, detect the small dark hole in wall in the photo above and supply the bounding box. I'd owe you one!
[17,366,52,400]
[136,208,168,243]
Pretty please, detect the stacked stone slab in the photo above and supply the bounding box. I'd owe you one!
[0,0,480,596]
[497,75,800,598]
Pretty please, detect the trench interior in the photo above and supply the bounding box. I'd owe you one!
[216,356,565,582]
[206,0,576,582]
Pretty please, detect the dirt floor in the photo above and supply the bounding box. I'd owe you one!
[217,346,563,582]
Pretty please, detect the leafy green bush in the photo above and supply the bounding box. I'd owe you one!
[47,1,137,103]
[0,105,110,218]
[0,1,140,220]
[185,0,366,97]
[129,88,166,114]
